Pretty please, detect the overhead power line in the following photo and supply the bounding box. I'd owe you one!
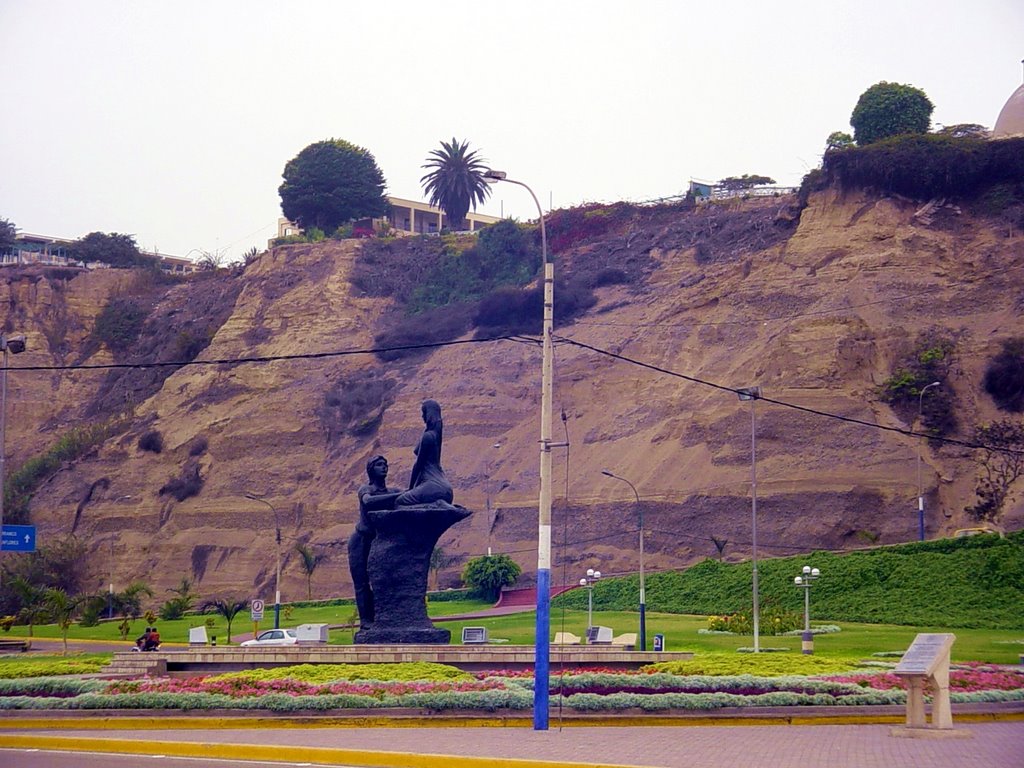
[553,335,1024,457]
[5,329,1018,456]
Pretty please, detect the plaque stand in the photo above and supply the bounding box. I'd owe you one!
[890,633,972,739]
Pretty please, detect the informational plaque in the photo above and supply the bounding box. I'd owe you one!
[895,633,955,676]
[892,632,959,734]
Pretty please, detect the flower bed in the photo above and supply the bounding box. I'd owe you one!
[0,661,1021,713]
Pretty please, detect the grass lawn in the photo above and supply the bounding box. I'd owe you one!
[4,597,494,647]
[7,604,1022,663]
[439,609,1024,664]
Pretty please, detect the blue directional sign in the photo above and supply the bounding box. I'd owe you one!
[1,524,36,552]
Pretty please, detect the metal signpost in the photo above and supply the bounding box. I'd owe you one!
[251,598,265,638]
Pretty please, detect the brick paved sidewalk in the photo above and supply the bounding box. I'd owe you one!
[14,721,1023,768]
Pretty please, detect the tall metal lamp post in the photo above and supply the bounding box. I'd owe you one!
[0,333,27,584]
[736,385,761,653]
[483,168,552,731]
[601,470,645,651]
[793,565,820,654]
[245,494,282,629]
[916,381,940,541]
[579,568,601,634]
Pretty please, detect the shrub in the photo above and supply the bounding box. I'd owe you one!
[590,267,630,288]
[318,369,395,441]
[94,297,148,352]
[373,303,474,362]
[879,329,957,435]
[159,465,203,502]
[461,554,521,602]
[188,436,209,457]
[823,134,1024,200]
[965,419,1024,522]
[137,430,163,454]
[983,338,1024,412]
[158,597,189,621]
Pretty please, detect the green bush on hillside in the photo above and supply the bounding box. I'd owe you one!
[822,134,1024,200]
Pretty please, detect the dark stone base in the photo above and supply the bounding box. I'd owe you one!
[354,626,452,645]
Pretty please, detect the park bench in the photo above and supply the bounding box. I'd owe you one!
[0,639,29,652]
[612,633,638,650]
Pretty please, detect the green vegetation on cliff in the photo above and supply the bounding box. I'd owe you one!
[554,532,1024,630]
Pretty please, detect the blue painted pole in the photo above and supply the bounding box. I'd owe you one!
[534,567,551,729]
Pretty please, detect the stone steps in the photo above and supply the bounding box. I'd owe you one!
[100,653,167,677]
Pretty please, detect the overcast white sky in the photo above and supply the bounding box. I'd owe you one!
[2,1,1021,261]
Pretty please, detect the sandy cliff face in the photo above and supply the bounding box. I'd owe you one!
[4,189,1022,602]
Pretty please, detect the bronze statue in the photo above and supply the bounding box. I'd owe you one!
[352,400,471,644]
[395,399,453,507]
[348,455,399,631]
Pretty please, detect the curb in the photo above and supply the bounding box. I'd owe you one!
[1,709,1021,730]
[0,734,646,768]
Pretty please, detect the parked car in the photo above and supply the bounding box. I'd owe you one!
[240,628,298,647]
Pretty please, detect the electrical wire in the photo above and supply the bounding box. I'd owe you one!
[553,335,1024,456]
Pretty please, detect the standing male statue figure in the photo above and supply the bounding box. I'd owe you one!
[348,455,399,631]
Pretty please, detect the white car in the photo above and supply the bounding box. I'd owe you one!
[240,628,298,647]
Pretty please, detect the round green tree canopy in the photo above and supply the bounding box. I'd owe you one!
[279,139,389,233]
[851,82,934,146]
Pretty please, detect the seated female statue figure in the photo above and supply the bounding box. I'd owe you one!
[394,399,454,507]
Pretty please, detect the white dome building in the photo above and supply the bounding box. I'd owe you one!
[993,60,1024,139]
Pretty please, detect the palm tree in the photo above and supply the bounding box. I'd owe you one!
[44,588,83,656]
[202,598,248,645]
[420,138,492,231]
[295,544,322,601]
[10,577,47,651]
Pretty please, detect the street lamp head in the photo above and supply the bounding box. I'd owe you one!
[811,568,820,577]
[593,570,601,580]
[1,334,26,354]
[586,567,595,578]
[483,169,507,182]
[794,576,803,585]
[601,470,614,478]
[579,578,588,586]
[736,386,761,401]
[802,565,811,575]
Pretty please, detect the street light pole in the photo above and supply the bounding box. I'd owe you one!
[0,333,27,587]
[484,168,551,731]
[736,386,761,653]
[245,494,282,629]
[579,568,601,634]
[601,470,645,651]
[794,565,820,654]
[916,382,940,542]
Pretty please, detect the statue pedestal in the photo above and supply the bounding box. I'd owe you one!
[355,502,471,645]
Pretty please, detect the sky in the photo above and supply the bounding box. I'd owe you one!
[2,1,1022,262]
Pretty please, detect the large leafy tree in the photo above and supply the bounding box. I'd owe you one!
[850,82,934,146]
[71,232,152,268]
[279,139,389,233]
[461,554,521,602]
[420,138,491,231]
[717,174,776,190]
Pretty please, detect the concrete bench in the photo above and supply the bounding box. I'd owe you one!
[0,639,28,653]
[612,633,638,650]
[553,632,582,645]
